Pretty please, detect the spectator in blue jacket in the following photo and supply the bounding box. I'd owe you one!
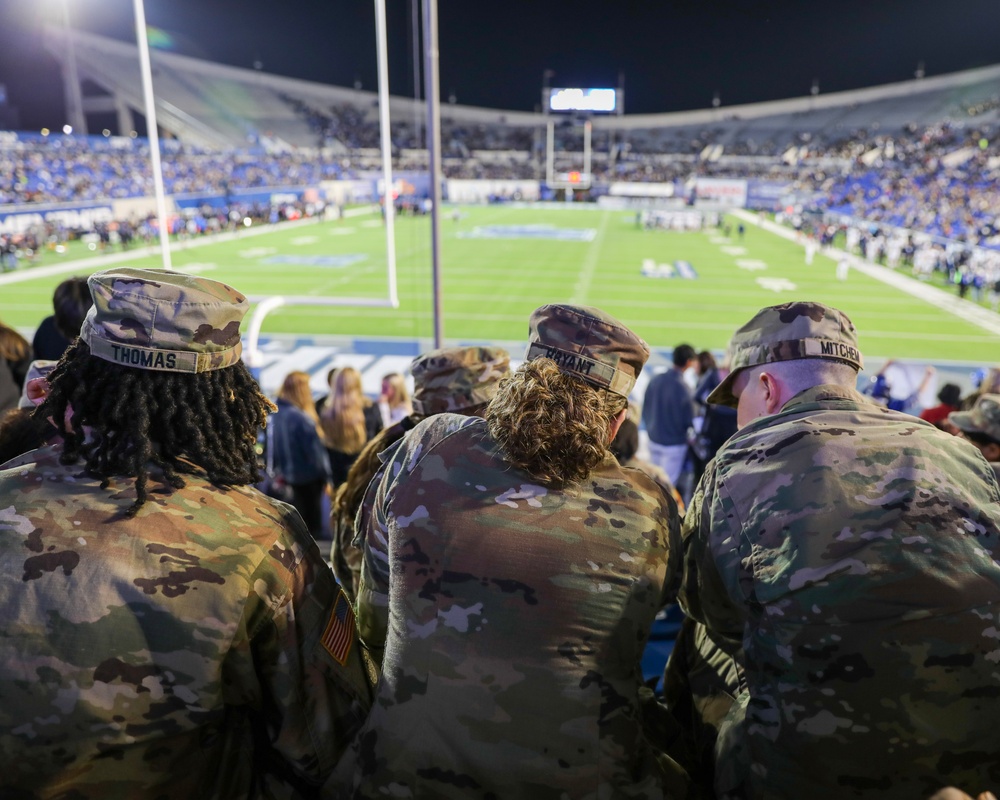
[269,370,331,540]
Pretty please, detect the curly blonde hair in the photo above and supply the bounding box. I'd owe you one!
[486,358,626,487]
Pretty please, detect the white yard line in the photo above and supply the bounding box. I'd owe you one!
[569,211,610,304]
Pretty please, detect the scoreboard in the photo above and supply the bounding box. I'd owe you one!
[547,88,618,114]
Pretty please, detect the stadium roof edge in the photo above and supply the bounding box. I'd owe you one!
[44,25,1000,133]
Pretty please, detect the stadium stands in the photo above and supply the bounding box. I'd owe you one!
[0,22,997,276]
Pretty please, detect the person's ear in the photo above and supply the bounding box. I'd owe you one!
[983,442,1000,463]
[608,406,628,444]
[760,371,784,415]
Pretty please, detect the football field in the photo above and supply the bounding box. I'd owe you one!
[2,204,999,364]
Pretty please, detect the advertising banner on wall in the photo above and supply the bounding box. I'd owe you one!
[694,178,748,207]
[0,203,114,234]
[608,182,677,197]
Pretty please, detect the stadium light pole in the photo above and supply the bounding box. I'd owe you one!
[423,0,444,347]
[132,0,172,269]
[57,0,87,134]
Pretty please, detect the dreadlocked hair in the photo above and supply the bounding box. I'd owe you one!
[36,340,276,519]
[486,358,627,488]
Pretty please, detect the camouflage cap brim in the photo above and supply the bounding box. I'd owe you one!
[949,410,982,435]
[706,337,864,408]
[705,370,739,408]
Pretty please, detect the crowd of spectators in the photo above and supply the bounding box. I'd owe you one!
[802,122,1000,248]
[0,135,351,205]
[7,104,1000,259]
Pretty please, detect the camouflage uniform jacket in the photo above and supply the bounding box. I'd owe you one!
[680,384,1000,799]
[0,445,372,799]
[337,414,688,799]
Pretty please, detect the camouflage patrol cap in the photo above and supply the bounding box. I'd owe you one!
[410,345,510,416]
[707,301,864,407]
[949,394,1000,444]
[526,304,649,397]
[79,267,248,373]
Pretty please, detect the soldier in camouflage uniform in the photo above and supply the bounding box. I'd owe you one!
[670,301,1000,798]
[0,268,372,798]
[329,345,510,601]
[948,393,1000,485]
[333,304,694,799]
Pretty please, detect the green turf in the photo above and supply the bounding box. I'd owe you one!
[2,206,999,362]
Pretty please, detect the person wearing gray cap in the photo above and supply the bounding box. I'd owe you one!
[335,304,693,799]
[0,268,372,797]
[666,301,1000,799]
[948,393,1000,484]
[329,344,511,600]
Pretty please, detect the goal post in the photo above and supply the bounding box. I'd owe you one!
[544,87,617,192]
[246,0,402,369]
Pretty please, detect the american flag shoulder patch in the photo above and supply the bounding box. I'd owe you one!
[321,589,355,665]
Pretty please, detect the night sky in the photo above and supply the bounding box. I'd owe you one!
[1,0,1000,131]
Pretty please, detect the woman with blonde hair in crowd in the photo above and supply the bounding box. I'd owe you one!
[268,370,331,539]
[377,372,412,428]
[0,320,33,417]
[320,365,382,487]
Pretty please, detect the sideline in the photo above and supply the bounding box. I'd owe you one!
[0,206,378,287]
[731,209,1000,337]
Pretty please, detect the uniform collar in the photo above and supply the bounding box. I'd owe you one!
[780,383,871,413]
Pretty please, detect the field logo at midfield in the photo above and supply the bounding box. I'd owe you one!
[458,225,596,242]
[641,259,698,280]
[262,254,368,268]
